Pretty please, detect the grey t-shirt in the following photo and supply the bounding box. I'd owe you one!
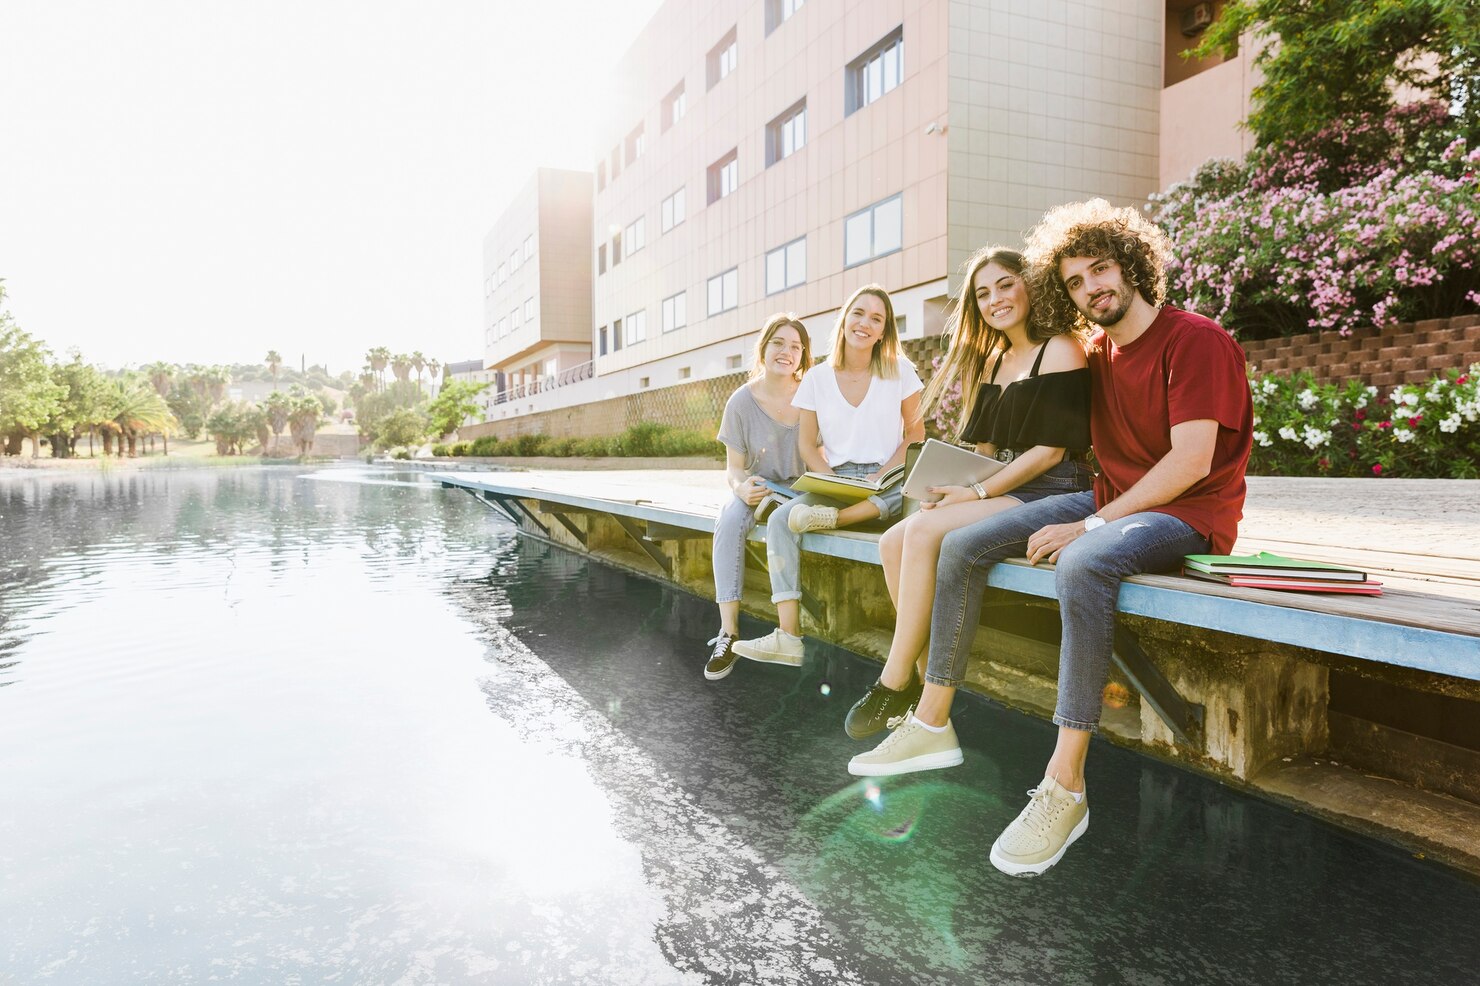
[716,384,804,483]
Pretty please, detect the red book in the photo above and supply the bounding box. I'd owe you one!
[1182,568,1384,595]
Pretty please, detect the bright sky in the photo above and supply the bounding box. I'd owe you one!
[0,0,664,375]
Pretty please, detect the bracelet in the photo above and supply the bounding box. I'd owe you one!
[971,481,988,500]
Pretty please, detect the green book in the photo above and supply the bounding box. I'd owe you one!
[791,464,905,503]
[1182,551,1367,582]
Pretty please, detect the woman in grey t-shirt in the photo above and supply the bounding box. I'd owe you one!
[704,315,812,681]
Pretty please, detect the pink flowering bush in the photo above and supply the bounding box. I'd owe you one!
[1151,102,1480,338]
[1248,364,1480,478]
[924,354,962,438]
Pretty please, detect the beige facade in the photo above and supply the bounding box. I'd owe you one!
[482,168,594,394]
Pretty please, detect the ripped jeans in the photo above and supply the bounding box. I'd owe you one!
[926,489,1209,730]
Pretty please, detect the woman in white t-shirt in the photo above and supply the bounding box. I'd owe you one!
[732,284,925,668]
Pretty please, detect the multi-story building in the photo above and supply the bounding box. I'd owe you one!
[481,168,594,407]
[475,0,1254,428]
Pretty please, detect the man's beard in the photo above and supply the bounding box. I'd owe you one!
[1081,284,1133,326]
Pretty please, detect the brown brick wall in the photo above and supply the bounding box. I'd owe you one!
[1242,315,1480,388]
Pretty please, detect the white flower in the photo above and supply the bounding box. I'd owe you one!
[1252,414,1261,426]
[1261,379,1279,396]
[1461,400,1480,422]
[1297,389,1318,410]
[1366,385,1378,396]
[1254,430,1272,447]
[1278,426,1298,441]
[1355,395,1369,409]
[1392,405,1414,420]
[1302,426,1330,449]
[1439,414,1462,434]
[1394,428,1415,443]
[1403,392,1420,407]
[1389,387,1406,404]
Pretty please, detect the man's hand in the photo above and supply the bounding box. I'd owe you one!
[919,484,975,509]
[1026,520,1086,564]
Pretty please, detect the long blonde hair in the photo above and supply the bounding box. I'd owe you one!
[827,284,901,379]
[922,246,1079,436]
[748,313,812,382]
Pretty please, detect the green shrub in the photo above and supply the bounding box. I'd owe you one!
[431,443,450,457]
[1250,363,1480,477]
[450,441,471,456]
[512,432,552,456]
[469,435,500,456]
[392,449,411,460]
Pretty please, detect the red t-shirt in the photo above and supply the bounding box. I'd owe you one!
[1089,306,1252,554]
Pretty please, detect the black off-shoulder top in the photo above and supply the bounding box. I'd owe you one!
[959,343,1091,453]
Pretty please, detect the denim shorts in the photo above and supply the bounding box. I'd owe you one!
[1000,457,1094,504]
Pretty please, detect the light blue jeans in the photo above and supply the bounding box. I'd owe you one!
[712,493,757,604]
[766,461,901,604]
[926,489,1209,730]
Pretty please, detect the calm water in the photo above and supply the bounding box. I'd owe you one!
[1,465,1476,985]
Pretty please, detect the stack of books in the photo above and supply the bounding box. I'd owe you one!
[1182,551,1382,596]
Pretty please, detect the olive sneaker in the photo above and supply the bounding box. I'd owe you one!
[731,627,804,667]
[703,632,739,680]
[989,777,1089,877]
[847,712,963,776]
[787,503,839,534]
[844,671,924,739]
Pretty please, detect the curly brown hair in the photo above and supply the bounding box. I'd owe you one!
[922,246,1083,435]
[1023,198,1172,334]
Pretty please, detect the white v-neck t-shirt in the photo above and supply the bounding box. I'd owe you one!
[792,356,923,467]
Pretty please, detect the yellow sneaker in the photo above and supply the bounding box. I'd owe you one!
[847,712,963,776]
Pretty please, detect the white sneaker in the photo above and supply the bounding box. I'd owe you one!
[848,712,963,776]
[989,776,1089,877]
[731,628,804,667]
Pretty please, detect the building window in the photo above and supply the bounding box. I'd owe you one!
[597,161,606,191]
[846,27,903,115]
[707,28,737,89]
[525,297,534,320]
[765,0,804,35]
[726,354,742,370]
[598,243,607,275]
[599,326,608,356]
[707,149,739,204]
[523,236,533,261]
[662,82,687,131]
[661,187,686,232]
[624,309,647,346]
[639,376,650,389]
[498,262,507,284]
[766,100,807,166]
[512,307,522,329]
[485,326,492,346]
[498,316,508,338]
[844,193,903,267]
[613,229,623,266]
[625,123,646,165]
[510,248,521,272]
[612,317,623,351]
[707,268,739,315]
[765,237,807,294]
[610,145,621,179]
[625,215,646,255]
[662,291,688,332]
[679,366,691,379]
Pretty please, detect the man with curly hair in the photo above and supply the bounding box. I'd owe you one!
[852,199,1252,877]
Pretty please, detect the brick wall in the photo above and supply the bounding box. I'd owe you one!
[1242,315,1480,388]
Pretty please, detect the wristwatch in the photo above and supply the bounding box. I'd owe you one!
[1083,514,1106,532]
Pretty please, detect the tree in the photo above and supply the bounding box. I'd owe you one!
[390,352,412,385]
[288,394,323,456]
[424,357,441,395]
[0,284,65,456]
[206,402,254,455]
[46,355,112,458]
[263,391,292,453]
[107,377,176,457]
[374,406,429,450]
[410,351,426,393]
[366,346,391,391]
[425,379,489,439]
[265,350,282,384]
[1194,0,1480,147]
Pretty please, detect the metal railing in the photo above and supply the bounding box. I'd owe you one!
[490,359,594,406]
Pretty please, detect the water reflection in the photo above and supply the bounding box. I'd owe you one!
[1,466,1477,985]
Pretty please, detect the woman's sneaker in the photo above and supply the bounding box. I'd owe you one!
[847,712,963,776]
[787,504,839,534]
[989,777,1088,877]
[731,628,804,667]
[703,632,739,680]
[844,671,924,739]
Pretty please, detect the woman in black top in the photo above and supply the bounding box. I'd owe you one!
[843,246,1093,742]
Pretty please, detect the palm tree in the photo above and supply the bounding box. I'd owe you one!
[390,353,411,385]
[265,350,282,385]
[410,351,426,394]
[288,394,322,456]
[107,378,176,457]
[141,362,176,454]
[367,347,391,392]
[205,366,230,407]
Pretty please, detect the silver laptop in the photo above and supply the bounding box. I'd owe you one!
[902,438,1008,502]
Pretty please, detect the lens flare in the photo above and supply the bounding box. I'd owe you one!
[819,681,831,696]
